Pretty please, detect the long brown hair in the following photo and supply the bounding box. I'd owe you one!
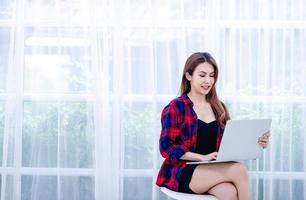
[179,52,230,128]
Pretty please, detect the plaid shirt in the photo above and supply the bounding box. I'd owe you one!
[156,94,224,191]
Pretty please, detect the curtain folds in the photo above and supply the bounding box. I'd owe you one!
[0,0,305,200]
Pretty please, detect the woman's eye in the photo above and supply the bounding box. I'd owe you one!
[200,75,205,77]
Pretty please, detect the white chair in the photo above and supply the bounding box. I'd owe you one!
[161,187,219,200]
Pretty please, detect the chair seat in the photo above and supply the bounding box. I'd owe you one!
[161,187,218,200]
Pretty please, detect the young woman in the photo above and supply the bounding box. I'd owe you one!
[156,52,270,200]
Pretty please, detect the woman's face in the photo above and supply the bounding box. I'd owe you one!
[186,62,215,96]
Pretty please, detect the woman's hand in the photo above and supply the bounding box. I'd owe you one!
[258,131,271,149]
[180,151,218,162]
[200,152,218,161]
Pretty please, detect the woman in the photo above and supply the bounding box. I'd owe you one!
[156,52,270,200]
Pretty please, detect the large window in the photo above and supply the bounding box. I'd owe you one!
[0,0,306,200]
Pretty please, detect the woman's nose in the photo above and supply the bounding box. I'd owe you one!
[204,77,211,83]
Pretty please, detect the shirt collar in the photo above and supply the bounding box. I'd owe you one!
[181,93,194,105]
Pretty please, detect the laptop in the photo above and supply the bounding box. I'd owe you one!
[187,119,272,164]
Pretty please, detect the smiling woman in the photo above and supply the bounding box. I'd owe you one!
[156,52,259,200]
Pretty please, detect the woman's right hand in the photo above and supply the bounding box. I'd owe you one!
[200,152,218,161]
[180,151,218,162]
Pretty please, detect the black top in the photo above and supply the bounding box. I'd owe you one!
[195,119,218,155]
[178,119,219,194]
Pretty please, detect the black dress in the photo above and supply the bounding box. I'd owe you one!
[178,119,219,194]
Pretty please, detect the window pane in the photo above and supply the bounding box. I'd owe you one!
[60,102,94,168]
[124,0,182,20]
[4,175,14,200]
[219,0,260,20]
[60,176,94,200]
[23,101,94,168]
[123,177,152,200]
[0,103,4,166]
[123,42,153,94]
[263,179,305,200]
[0,28,10,92]
[24,0,91,24]
[250,178,305,200]
[184,0,207,19]
[0,0,14,19]
[21,176,57,200]
[151,0,181,20]
[292,180,305,200]
[24,27,93,93]
[23,102,58,167]
[123,103,156,169]
[294,30,306,95]
[127,0,151,20]
[24,0,56,21]
[154,35,181,94]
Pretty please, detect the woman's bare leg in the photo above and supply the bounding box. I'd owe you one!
[207,182,238,200]
[189,162,250,200]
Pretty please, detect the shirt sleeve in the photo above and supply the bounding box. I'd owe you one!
[159,103,188,161]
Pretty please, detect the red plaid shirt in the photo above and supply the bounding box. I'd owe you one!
[156,94,224,191]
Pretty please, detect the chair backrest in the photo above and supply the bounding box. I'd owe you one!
[160,187,218,200]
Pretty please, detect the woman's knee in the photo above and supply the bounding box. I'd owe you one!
[228,162,249,181]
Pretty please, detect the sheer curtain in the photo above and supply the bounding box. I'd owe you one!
[0,0,305,200]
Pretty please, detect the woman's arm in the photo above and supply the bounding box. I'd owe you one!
[180,151,218,161]
[159,103,189,161]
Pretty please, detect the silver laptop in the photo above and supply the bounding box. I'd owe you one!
[187,119,272,164]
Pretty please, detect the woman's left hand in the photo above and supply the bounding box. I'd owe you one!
[258,131,271,149]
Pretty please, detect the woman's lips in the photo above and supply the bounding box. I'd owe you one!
[202,85,211,90]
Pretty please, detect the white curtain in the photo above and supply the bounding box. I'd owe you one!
[0,0,305,200]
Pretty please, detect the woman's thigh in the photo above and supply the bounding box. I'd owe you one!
[189,162,248,194]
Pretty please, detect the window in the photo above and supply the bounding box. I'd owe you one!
[1,0,306,200]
